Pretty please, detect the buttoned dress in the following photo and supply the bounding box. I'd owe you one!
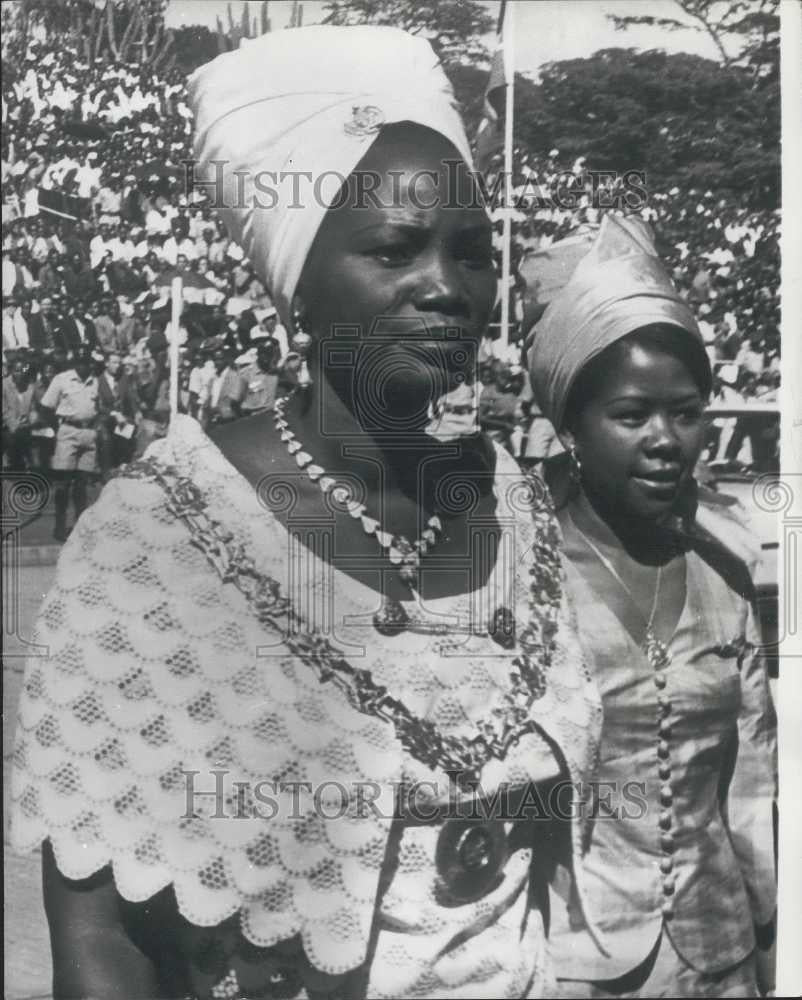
[549,509,776,997]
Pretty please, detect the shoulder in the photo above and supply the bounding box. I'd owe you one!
[689,495,758,604]
[44,371,68,392]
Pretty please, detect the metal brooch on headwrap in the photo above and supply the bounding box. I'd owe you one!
[344,104,384,137]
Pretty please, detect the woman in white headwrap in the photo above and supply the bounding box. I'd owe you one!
[10,26,602,1000]
[528,215,776,997]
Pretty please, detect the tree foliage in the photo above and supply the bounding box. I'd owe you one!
[6,0,174,68]
[322,0,493,64]
[514,47,779,208]
[171,24,219,75]
[609,0,779,81]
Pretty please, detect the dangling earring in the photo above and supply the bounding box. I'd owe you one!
[290,301,313,392]
[568,444,582,491]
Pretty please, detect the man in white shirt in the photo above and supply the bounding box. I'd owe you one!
[38,346,102,540]
[107,223,136,263]
[89,223,114,269]
[2,301,21,354]
[208,346,247,423]
[75,154,102,200]
[698,318,718,364]
[2,249,18,297]
[162,229,197,267]
[133,232,166,261]
[199,226,228,265]
[187,343,217,424]
[736,335,766,376]
[8,299,31,351]
[144,198,176,237]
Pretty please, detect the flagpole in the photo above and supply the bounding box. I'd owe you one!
[500,0,515,352]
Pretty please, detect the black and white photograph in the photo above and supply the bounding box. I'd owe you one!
[2,1,799,997]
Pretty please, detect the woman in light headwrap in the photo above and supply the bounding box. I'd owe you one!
[11,26,602,1000]
[528,215,776,997]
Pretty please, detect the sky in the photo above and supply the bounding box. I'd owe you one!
[165,0,726,76]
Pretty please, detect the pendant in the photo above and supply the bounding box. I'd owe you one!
[488,606,516,649]
[373,598,409,636]
[435,818,509,904]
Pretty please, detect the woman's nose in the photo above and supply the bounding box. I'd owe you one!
[414,251,470,319]
[645,412,681,452]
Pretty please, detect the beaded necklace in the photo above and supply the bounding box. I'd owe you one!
[274,390,515,644]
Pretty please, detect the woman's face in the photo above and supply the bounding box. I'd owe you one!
[296,126,496,430]
[565,342,706,523]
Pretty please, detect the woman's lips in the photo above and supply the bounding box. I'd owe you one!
[632,471,682,498]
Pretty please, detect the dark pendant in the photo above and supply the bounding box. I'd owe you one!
[434,818,509,904]
[373,598,409,636]
[488,606,516,649]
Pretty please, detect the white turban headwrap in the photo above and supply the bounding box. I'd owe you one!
[528,214,705,429]
[188,25,473,326]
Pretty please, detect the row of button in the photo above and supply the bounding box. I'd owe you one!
[653,657,676,919]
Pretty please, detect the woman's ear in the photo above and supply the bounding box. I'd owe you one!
[558,428,576,457]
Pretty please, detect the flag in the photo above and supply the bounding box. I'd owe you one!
[475,1,509,173]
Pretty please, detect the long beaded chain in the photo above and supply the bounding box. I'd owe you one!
[119,455,562,786]
[273,390,515,642]
[274,391,442,573]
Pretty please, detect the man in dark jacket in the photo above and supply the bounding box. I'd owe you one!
[57,301,98,355]
[62,251,98,300]
[27,297,62,353]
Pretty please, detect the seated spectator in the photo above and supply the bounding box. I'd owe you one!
[240,338,281,416]
[89,221,114,268]
[62,250,98,299]
[59,299,97,354]
[208,345,247,424]
[3,296,32,352]
[736,332,767,376]
[2,246,34,297]
[162,223,196,265]
[89,297,119,353]
[27,295,61,353]
[37,247,63,294]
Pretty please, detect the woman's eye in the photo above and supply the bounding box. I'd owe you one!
[614,411,647,425]
[455,242,493,267]
[368,245,413,265]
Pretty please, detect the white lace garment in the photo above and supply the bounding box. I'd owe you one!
[11,416,603,998]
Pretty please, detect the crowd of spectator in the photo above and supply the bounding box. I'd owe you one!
[479,149,781,468]
[2,26,781,526]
